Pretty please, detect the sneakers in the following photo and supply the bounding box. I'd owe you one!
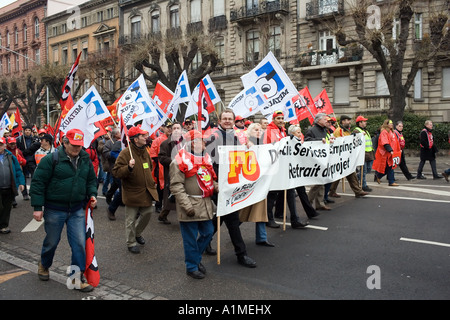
[388,183,399,186]
[433,175,444,180]
[417,174,427,179]
[38,262,49,281]
[0,227,11,234]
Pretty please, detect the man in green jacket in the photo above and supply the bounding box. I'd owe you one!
[30,129,98,292]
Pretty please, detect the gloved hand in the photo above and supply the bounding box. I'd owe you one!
[186,207,195,217]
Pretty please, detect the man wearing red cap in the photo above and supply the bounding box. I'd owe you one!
[112,125,158,254]
[353,115,375,191]
[30,129,98,292]
[0,137,25,234]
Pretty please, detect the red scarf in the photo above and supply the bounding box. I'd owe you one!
[175,149,216,198]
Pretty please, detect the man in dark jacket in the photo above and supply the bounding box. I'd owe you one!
[30,129,98,292]
[16,125,39,200]
[158,122,184,224]
[205,108,257,268]
[416,120,443,179]
[0,137,25,234]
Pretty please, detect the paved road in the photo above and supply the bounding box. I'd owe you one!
[1,154,449,303]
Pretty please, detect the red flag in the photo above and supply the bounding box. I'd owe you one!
[60,52,82,111]
[296,87,317,125]
[197,79,215,133]
[84,199,100,287]
[53,93,74,146]
[119,113,129,149]
[313,89,334,115]
[152,81,174,117]
[11,108,22,137]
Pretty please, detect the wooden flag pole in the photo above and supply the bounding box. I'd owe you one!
[283,189,287,231]
[217,216,220,265]
[360,165,364,187]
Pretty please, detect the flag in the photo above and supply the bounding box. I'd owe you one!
[227,86,267,119]
[53,93,75,146]
[241,51,298,122]
[118,75,164,126]
[106,95,121,122]
[296,87,317,124]
[10,108,23,137]
[59,86,111,147]
[60,52,82,110]
[197,78,215,133]
[186,74,221,118]
[0,113,12,137]
[152,81,174,117]
[119,113,129,150]
[84,199,100,287]
[313,89,334,115]
[140,105,167,137]
[166,70,191,120]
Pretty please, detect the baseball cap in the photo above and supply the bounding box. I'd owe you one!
[0,137,6,144]
[183,119,193,126]
[7,137,16,144]
[65,129,85,146]
[41,134,54,143]
[340,115,352,122]
[355,115,368,122]
[272,110,284,119]
[235,116,244,121]
[128,125,148,138]
[38,129,47,134]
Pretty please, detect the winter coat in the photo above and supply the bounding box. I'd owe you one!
[30,146,98,212]
[112,142,158,207]
[169,157,218,222]
[372,129,400,174]
[0,149,25,196]
[419,128,438,161]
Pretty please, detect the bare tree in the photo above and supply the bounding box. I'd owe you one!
[334,0,449,122]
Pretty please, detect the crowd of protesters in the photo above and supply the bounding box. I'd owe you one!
[0,112,448,288]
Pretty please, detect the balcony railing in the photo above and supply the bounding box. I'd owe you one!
[297,46,363,67]
[306,0,344,20]
[208,15,227,33]
[186,21,203,35]
[230,0,289,23]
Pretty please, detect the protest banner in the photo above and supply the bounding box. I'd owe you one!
[217,133,365,217]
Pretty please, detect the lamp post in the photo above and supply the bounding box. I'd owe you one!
[0,44,50,124]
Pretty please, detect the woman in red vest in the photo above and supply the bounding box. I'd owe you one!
[372,119,401,186]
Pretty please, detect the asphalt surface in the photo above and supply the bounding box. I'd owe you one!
[1,153,449,305]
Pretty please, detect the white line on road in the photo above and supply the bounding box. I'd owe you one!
[275,221,328,231]
[400,237,450,248]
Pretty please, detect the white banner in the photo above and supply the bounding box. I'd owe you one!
[217,134,365,216]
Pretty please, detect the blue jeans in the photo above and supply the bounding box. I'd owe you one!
[41,207,86,271]
[179,220,213,272]
[255,222,267,243]
[376,164,395,184]
[102,172,112,195]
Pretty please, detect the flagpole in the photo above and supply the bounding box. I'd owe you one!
[283,190,287,231]
[217,216,220,265]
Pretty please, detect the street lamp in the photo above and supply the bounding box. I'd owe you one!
[0,44,51,124]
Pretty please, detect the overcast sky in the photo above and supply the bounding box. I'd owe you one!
[0,0,17,8]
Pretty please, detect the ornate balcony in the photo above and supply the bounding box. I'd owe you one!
[208,15,227,33]
[306,0,344,21]
[230,0,289,25]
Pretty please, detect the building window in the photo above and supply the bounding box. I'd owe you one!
[53,48,59,65]
[308,79,322,97]
[170,5,180,28]
[34,18,39,38]
[82,42,88,60]
[191,52,202,71]
[97,11,104,22]
[376,71,389,95]
[14,27,19,45]
[334,76,350,104]
[61,23,67,34]
[81,17,87,27]
[15,54,19,71]
[23,25,27,42]
[268,26,281,58]
[72,45,78,63]
[62,47,68,65]
[35,48,40,64]
[414,69,422,100]
[0,59,2,75]
[246,29,260,62]
[107,8,114,19]
[0,34,2,47]
[213,0,225,17]
[319,30,335,54]
[392,18,400,40]
[6,30,10,47]
[7,56,11,73]
[23,52,28,69]
[52,26,58,36]
[215,37,224,61]
[442,67,450,98]
[151,10,160,33]
[414,13,422,40]
[190,0,201,23]
[131,16,141,40]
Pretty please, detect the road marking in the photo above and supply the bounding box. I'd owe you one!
[400,237,450,248]
[0,270,30,284]
[21,218,44,232]
[275,221,328,231]
[337,193,450,203]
